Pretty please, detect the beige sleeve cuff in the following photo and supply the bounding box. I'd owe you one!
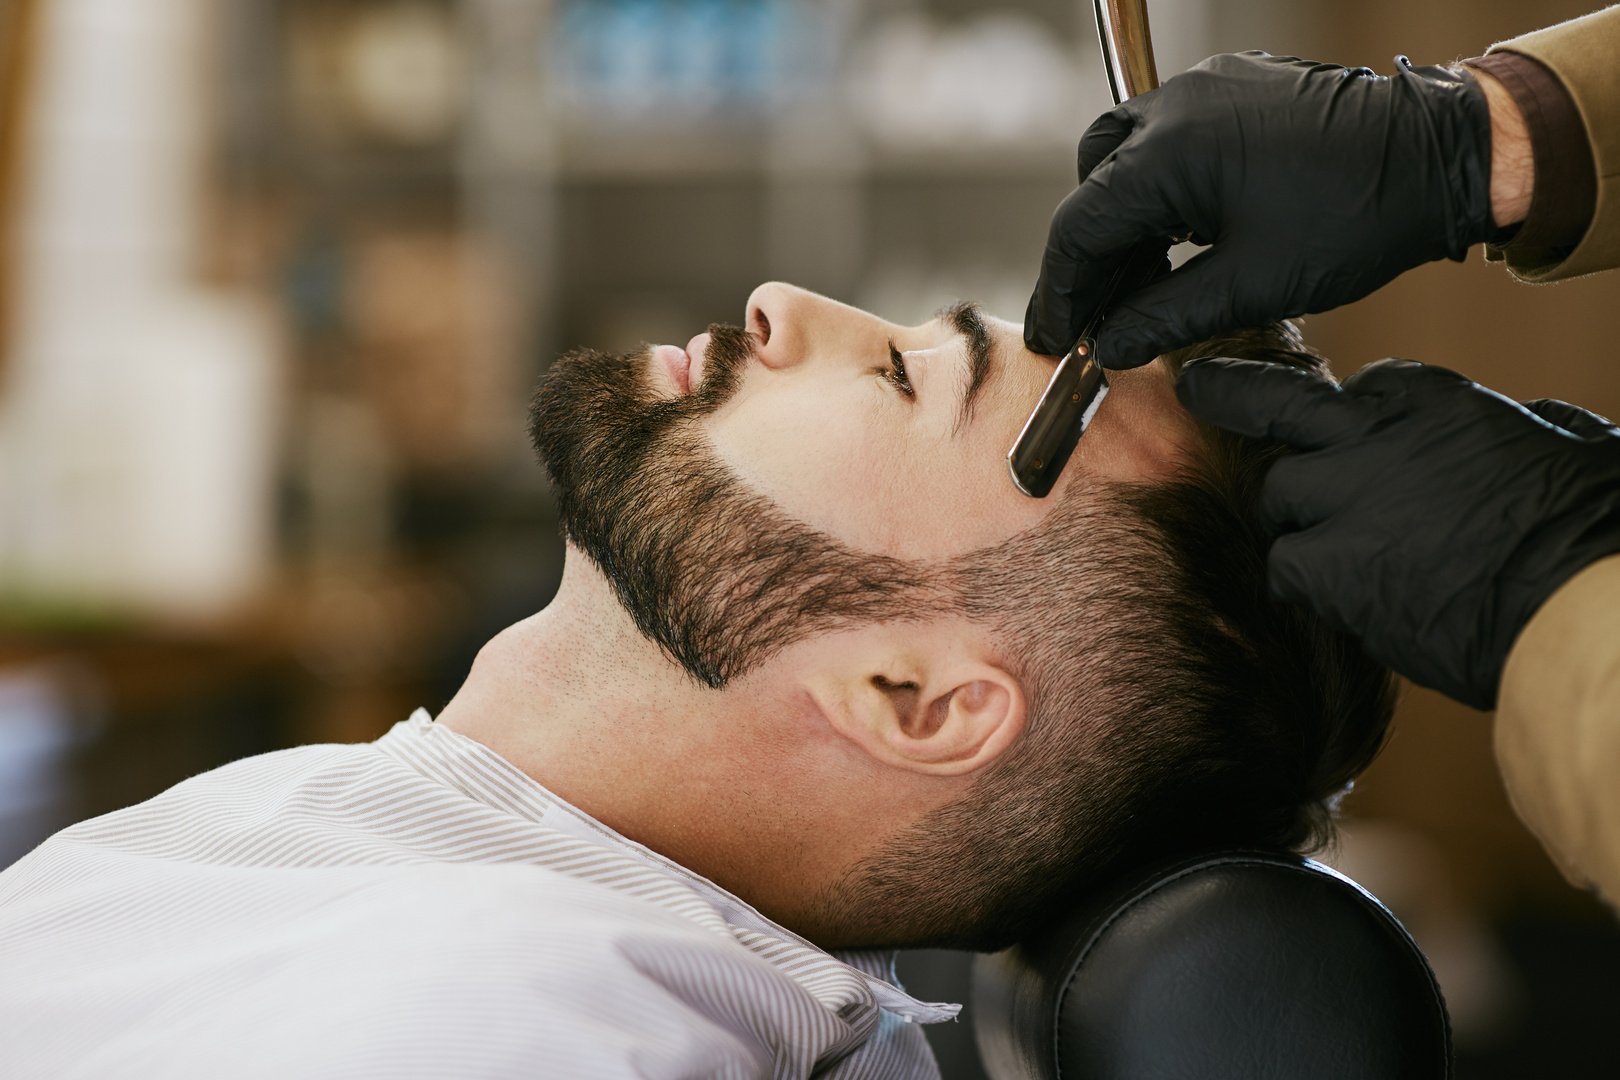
[1495,552,1620,907]
[1485,5,1620,282]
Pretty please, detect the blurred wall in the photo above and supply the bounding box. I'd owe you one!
[0,0,39,384]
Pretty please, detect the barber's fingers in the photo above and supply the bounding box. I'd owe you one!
[1093,246,1286,369]
[1025,150,1190,358]
[1265,526,1353,632]
[1338,357,1471,396]
[1176,357,1371,450]
[1266,524,1393,650]
[1266,528,1320,609]
[1257,451,1342,532]
[1522,397,1620,440]
[1024,238,1172,359]
[1076,105,1137,182]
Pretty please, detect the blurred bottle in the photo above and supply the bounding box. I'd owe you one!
[548,0,825,122]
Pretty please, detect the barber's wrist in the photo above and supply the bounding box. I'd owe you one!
[1473,67,1534,228]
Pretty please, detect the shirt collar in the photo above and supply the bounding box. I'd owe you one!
[377,709,960,1023]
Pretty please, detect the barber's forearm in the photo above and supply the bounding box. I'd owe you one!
[1474,69,1534,228]
[1463,48,1598,264]
[1495,553,1620,909]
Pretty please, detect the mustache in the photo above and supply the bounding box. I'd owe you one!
[682,322,755,414]
[528,320,759,510]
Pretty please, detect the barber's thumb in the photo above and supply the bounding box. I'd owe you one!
[1092,252,1247,369]
[1092,315,1175,370]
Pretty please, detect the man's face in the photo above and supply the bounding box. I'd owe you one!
[675,284,1056,558]
[529,282,1191,685]
[662,283,1191,556]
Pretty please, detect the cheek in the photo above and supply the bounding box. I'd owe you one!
[699,371,1065,558]
[705,383,919,548]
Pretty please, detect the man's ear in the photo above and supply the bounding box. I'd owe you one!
[813,649,1027,778]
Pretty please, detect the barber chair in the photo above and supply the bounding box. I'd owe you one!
[970,850,1452,1079]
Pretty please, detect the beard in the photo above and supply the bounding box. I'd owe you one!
[528,325,938,688]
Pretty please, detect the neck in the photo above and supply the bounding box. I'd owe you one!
[433,555,877,943]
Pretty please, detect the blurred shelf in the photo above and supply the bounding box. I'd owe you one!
[862,139,1073,179]
[548,125,1073,183]
[552,120,771,180]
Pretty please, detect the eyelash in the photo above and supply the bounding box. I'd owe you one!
[881,340,914,398]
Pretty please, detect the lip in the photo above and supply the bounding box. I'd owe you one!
[652,344,691,393]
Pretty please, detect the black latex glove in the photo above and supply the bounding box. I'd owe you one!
[1026,51,1498,369]
[1176,357,1620,711]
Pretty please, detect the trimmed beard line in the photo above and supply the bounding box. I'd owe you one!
[528,324,944,688]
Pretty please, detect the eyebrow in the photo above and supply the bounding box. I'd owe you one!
[937,300,993,434]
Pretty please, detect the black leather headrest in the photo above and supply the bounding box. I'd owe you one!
[971,850,1451,1079]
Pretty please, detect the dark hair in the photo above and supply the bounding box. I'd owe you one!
[825,322,1397,951]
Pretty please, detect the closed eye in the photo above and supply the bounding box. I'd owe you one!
[880,339,914,398]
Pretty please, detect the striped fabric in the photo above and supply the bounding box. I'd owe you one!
[0,710,957,1078]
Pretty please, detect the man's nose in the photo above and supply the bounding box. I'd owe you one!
[744,282,885,371]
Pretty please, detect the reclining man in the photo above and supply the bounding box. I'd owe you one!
[0,283,1394,1078]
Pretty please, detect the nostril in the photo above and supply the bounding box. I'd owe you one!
[751,307,771,346]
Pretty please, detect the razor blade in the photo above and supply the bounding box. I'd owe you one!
[1006,0,1163,498]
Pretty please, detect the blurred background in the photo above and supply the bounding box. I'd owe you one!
[1,0,1616,1074]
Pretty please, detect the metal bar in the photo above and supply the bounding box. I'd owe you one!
[1094,0,1161,104]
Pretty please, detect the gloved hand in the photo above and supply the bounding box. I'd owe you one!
[1026,51,1499,369]
[1176,357,1620,711]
